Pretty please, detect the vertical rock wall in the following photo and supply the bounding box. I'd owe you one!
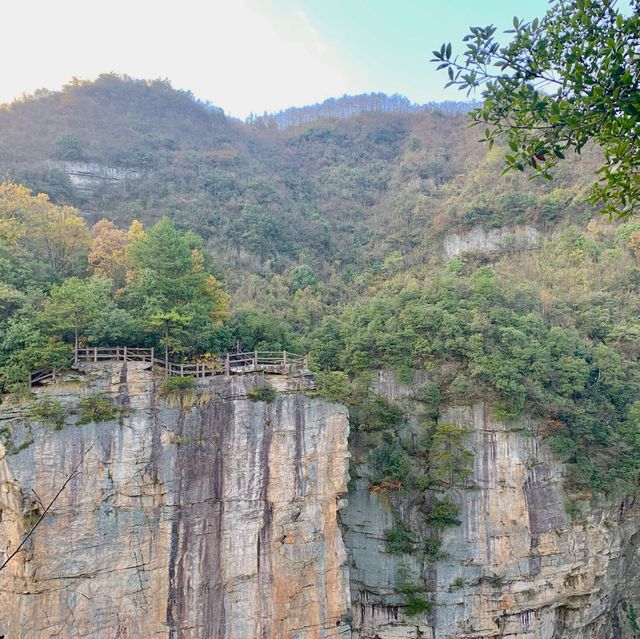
[344,371,640,639]
[2,364,640,639]
[0,362,351,638]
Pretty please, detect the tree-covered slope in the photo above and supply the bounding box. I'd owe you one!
[2,75,639,498]
[0,75,598,278]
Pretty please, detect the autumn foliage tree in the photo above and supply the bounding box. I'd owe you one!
[0,183,90,277]
[88,220,130,289]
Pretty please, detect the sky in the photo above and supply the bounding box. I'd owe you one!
[3,0,551,119]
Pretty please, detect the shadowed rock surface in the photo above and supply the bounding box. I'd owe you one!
[344,372,640,639]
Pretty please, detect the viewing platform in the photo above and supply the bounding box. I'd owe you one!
[29,347,310,387]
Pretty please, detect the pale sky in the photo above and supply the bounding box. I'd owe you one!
[3,0,551,119]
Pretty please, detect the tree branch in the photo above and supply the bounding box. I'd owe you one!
[0,442,95,573]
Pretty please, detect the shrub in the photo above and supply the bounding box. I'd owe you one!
[161,376,196,393]
[386,521,415,554]
[621,601,640,632]
[356,395,404,432]
[395,563,432,615]
[449,577,465,591]
[423,537,442,561]
[160,376,202,409]
[28,397,66,430]
[404,595,433,616]
[426,497,461,529]
[248,384,277,404]
[487,574,504,589]
[78,393,119,424]
[368,444,411,487]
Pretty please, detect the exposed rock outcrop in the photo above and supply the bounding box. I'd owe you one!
[50,161,142,191]
[2,365,640,638]
[0,362,351,638]
[345,371,640,638]
[443,225,539,258]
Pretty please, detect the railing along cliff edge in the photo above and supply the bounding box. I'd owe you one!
[29,347,309,386]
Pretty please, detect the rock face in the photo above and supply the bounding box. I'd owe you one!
[344,371,640,639]
[2,365,640,639]
[443,224,539,258]
[50,161,142,191]
[0,362,351,638]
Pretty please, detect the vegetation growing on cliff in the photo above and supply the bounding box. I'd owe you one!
[310,223,640,496]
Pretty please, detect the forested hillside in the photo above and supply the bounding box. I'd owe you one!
[2,75,640,498]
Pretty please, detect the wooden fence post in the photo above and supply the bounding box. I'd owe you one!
[225,353,230,376]
[150,347,154,365]
[283,350,288,367]
[253,350,258,369]
[123,346,127,362]
[94,347,98,362]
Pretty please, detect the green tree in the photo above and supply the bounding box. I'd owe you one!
[230,311,293,352]
[433,0,640,217]
[53,133,86,161]
[43,277,112,349]
[290,264,317,292]
[125,218,229,356]
[427,422,474,486]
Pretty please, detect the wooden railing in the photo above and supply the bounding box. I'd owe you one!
[29,367,63,387]
[30,347,309,386]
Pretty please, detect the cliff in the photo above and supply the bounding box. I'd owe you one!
[1,365,639,638]
[345,371,640,639]
[0,362,351,638]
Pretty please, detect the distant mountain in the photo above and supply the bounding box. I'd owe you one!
[0,74,598,286]
[247,92,478,129]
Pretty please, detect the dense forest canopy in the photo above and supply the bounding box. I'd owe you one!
[1,75,640,498]
[247,92,478,130]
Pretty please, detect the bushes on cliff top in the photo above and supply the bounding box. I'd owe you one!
[308,228,640,496]
[161,375,196,393]
[313,371,351,403]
